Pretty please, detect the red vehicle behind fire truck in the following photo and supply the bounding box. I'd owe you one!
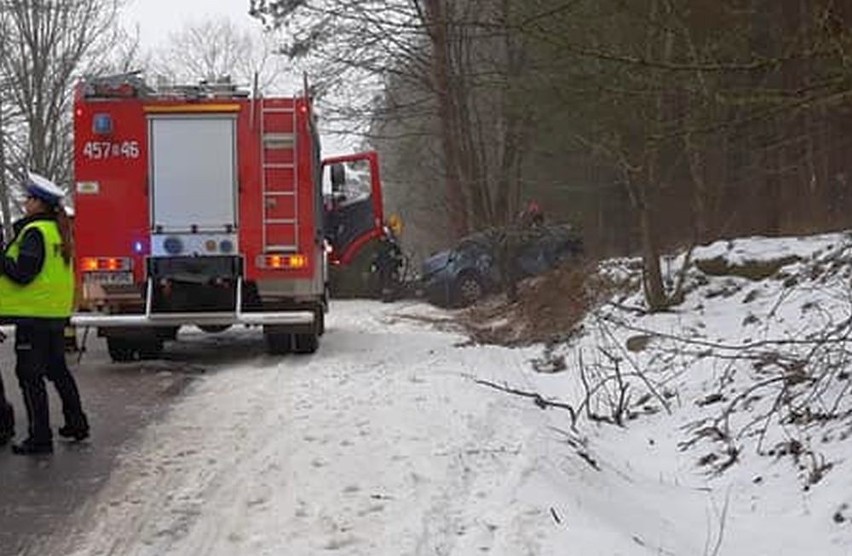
[71,73,388,361]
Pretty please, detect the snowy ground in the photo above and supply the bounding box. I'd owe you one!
[43,233,852,555]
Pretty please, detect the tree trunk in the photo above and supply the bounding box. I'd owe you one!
[640,0,670,312]
[628,168,668,312]
[424,0,469,238]
[640,209,667,311]
[0,97,11,241]
[685,132,709,243]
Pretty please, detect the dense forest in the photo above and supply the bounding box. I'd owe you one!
[250,0,852,307]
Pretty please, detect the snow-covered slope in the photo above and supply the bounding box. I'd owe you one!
[45,233,852,555]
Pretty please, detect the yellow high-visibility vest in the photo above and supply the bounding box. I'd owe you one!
[0,220,74,318]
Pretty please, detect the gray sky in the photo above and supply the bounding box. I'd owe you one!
[121,0,260,48]
[120,0,355,155]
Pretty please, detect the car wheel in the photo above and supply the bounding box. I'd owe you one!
[454,272,484,307]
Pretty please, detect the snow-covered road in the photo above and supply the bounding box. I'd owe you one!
[51,301,568,556]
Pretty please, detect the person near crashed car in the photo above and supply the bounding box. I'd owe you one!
[497,201,546,302]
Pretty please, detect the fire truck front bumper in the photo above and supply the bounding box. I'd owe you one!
[70,310,316,329]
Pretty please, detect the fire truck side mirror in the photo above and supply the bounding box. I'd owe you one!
[330,163,346,194]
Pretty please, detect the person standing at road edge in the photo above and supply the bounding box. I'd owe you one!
[0,367,13,446]
[0,172,89,455]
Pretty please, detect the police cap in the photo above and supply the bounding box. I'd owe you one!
[25,172,65,207]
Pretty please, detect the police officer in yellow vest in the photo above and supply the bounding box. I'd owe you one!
[0,172,89,455]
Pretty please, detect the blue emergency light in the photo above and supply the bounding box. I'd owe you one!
[92,113,113,135]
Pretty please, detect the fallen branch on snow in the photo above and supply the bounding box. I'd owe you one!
[474,378,577,426]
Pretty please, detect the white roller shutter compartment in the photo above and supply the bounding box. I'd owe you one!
[149,117,237,232]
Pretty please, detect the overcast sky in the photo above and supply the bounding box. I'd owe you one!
[121,0,261,49]
[120,0,355,155]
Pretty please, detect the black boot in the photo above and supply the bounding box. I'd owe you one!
[59,412,89,441]
[12,437,53,455]
[0,403,13,446]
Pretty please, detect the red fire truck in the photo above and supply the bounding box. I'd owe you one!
[71,73,388,361]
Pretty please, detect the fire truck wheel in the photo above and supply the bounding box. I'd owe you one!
[264,332,292,355]
[316,310,325,336]
[106,337,164,362]
[138,340,164,360]
[293,333,319,355]
[107,338,137,362]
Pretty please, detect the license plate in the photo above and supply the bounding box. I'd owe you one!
[83,271,133,285]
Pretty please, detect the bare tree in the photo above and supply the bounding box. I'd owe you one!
[422,0,469,236]
[250,0,538,240]
[0,0,128,236]
[0,7,14,236]
[94,23,148,76]
[151,17,290,95]
[251,1,427,144]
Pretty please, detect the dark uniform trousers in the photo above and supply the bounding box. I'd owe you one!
[15,320,85,444]
[0,371,8,410]
[0,372,13,439]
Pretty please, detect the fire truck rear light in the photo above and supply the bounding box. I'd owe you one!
[259,254,308,269]
[81,257,132,272]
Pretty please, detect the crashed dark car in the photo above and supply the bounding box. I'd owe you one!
[419,223,583,307]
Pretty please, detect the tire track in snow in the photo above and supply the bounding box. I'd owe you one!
[410,374,546,556]
[59,352,288,556]
[50,301,552,555]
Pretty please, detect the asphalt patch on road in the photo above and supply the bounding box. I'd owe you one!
[0,341,198,556]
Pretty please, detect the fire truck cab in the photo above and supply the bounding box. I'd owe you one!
[71,73,385,361]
